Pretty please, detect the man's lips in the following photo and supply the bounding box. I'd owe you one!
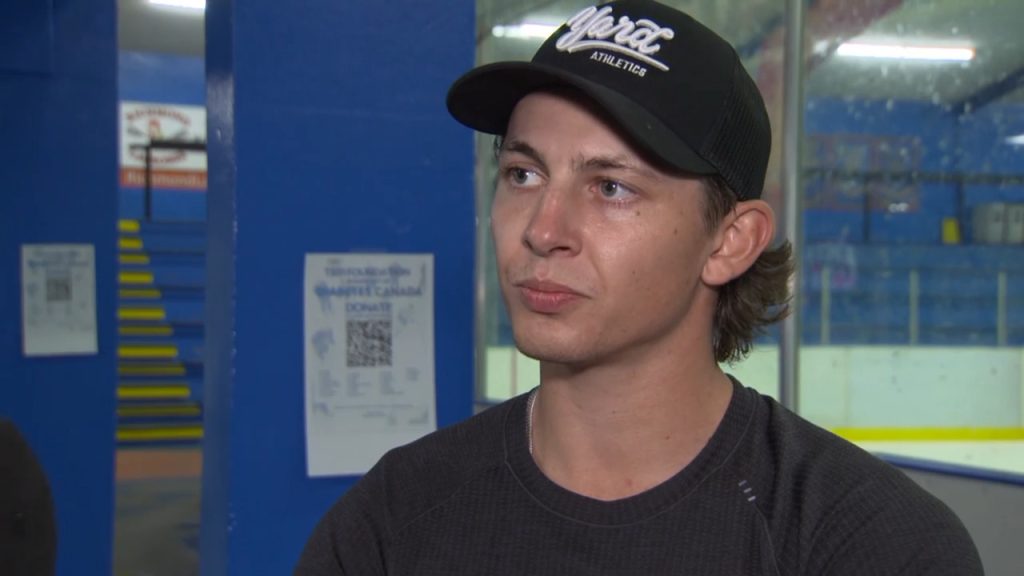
[513,279,585,314]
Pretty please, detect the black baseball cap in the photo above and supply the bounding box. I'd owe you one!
[446,0,771,200]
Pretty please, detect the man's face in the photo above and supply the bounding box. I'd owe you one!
[492,90,720,368]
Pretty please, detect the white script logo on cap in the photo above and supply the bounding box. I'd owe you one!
[555,5,676,71]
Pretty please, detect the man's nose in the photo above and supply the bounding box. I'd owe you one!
[522,185,581,257]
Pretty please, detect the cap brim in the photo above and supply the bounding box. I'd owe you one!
[446,61,716,175]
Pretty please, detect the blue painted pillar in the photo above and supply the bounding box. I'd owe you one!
[0,1,118,574]
[201,1,476,573]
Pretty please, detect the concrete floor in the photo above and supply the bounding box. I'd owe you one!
[113,449,200,576]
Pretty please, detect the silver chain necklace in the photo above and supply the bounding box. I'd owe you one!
[526,388,538,455]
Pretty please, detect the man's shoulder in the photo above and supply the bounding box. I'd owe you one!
[756,393,947,508]
[378,396,515,480]
[351,396,519,524]
[744,391,983,574]
[295,399,523,574]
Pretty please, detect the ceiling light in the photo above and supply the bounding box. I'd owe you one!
[1006,134,1024,146]
[492,24,559,40]
[149,0,206,10]
[837,42,974,62]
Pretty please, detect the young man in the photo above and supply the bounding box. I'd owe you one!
[296,1,982,573]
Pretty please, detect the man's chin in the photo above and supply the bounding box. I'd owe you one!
[512,334,593,368]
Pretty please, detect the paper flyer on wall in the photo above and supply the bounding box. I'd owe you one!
[21,244,98,356]
[304,253,436,477]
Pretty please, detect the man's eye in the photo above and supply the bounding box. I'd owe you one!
[597,180,636,200]
[507,167,540,186]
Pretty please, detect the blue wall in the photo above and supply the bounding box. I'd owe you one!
[0,1,118,574]
[119,50,205,105]
[200,0,476,574]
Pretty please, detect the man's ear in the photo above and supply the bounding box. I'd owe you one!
[702,199,775,287]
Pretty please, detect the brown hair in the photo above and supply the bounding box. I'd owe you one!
[701,175,794,364]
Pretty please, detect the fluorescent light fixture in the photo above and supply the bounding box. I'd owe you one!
[1006,134,1024,146]
[492,23,559,40]
[149,0,206,10]
[837,42,974,62]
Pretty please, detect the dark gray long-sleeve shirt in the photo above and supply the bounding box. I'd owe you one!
[296,380,983,575]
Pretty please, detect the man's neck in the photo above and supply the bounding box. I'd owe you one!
[530,348,732,501]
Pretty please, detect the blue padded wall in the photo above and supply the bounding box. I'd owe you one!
[200,0,476,573]
[0,1,118,574]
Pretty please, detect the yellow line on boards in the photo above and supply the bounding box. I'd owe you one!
[118,325,173,336]
[118,307,166,321]
[118,219,140,233]
[118,345,179,359]
[119,237,143,251]
[117,427,204,442]
[833,427,1024,442]
[119,288,161,299]
[117,405,201,418]
[118,363,186,376]
[119,271,155,285]
[117,386,191,399]
[119,379,189,387]
[119,253,151,265]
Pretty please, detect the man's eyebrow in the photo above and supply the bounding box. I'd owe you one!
[500,140,663,181]
[577,154,662,181]
[498,139,545,168]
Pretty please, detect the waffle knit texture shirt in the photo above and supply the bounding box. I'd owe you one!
[295,379,983,575]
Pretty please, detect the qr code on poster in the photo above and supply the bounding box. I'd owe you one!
[46,275,72,302]
[346,320,392,367]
